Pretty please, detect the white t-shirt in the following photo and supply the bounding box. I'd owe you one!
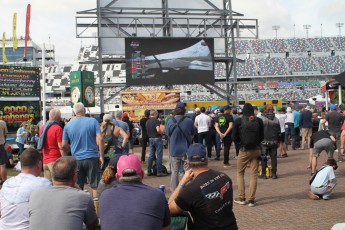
[195,113,210,133]
[311,166,335,188]
[276,114,287,133]
[285,112,295,124]
[0,173,51,230]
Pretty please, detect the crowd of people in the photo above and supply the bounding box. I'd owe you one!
[0,101,345,229]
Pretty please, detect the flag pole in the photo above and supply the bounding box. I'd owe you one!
[42,43,46,125]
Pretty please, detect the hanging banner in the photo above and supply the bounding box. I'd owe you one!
[70,71,95,108]
[0,65,40,97]
[13,12,18,52]
[121,90,180,111]
[24,4,31,61]
[70,71,82,108]
[82,71,95,107]
[0,101,40,133]
[2,32,8,64]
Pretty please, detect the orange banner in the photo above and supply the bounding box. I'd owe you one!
[121,90,180,110]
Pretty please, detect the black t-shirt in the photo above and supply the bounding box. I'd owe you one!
[216,113,234,136]
[145,118,161,138]
[175,170,238,230]
[310,130,331,148]
[140,117,150,138]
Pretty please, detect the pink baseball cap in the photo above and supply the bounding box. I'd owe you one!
[117,154,142,177]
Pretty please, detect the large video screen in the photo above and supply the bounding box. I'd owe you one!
[125,38,214,86]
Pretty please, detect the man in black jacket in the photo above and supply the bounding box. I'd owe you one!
[232,103,264,207]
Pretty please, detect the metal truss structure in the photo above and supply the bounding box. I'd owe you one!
[76,0,258,111]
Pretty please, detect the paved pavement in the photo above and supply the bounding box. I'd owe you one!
[135,146,345,230]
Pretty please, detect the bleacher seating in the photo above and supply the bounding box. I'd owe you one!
[286,57,319,72]
[255,58,288,75]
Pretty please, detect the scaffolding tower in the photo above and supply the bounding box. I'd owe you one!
[76,0,258,112]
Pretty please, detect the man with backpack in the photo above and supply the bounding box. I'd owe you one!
[232,103,264,207]
[38,109,63,180]
[167,102,195,192]
[260,104,281,179]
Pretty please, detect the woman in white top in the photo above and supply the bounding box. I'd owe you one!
[285,107,296,150]
[276,108,288,157]
[16,121,28,157]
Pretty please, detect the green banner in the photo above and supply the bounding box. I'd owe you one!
[0,65,40,97]
[82,71,95,107]
[0,101,40,133]
[70,71,95,108]
[70,71,82,108]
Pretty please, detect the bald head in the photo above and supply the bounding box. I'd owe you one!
[49,109,61,122]
[73,102,85,116]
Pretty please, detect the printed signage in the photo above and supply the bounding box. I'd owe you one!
[0,65,40,97]
[70,71,95,108]
[0,101,40,132]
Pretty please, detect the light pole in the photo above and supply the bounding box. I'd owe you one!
[336,22,344,49]
[303,24,311,38]
[293,24,296,38]
[321,24,323,38]
[272,25,280,39]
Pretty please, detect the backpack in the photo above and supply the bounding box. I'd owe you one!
[152,164,169,176]
[261,116,280,147]
[240,116,261,149]
[37,121,58,151]
[103,125,118,153]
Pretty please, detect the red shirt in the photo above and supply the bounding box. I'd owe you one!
[341,121,345,131]
[39,124,62,164]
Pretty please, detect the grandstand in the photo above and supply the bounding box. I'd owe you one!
[44,36,345,107]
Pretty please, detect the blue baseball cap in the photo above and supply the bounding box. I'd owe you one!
[176,102,185,109]
[187,143,206,162]
[330,104,337,110]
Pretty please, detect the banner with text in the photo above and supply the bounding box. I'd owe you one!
[0,101,40,132]
[0,65,40,97]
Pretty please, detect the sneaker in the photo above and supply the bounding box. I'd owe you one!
[234,198,247,205]
[272,174,278,179]
[307,191,320,200]
[233,156,238,160]
[147,172,153,176]
[156,172,168,177]
[223,163,231,168]
[214,157,220,161]
[248,200,256,207]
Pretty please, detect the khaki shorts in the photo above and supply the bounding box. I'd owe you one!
[301,128,312,138]
[43,162,55,181]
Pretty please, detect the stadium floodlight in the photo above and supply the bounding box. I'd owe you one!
[336,23,344,49]
[303,24,311,38]
[272,25,280,39]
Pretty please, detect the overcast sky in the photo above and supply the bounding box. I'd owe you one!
[0,0,344,64]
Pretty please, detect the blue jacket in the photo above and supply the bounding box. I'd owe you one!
[299,110,313,128]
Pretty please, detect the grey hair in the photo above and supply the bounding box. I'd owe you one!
[115,110,123,119]
[73,103,85,115]
[49,109,61,121]
[150,110,158,116]
[52,156,77,182]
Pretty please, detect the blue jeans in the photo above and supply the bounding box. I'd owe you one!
[16,142,25,156]
[148,138,163,174]
[285,124,296,148]
[170,156,189,192]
